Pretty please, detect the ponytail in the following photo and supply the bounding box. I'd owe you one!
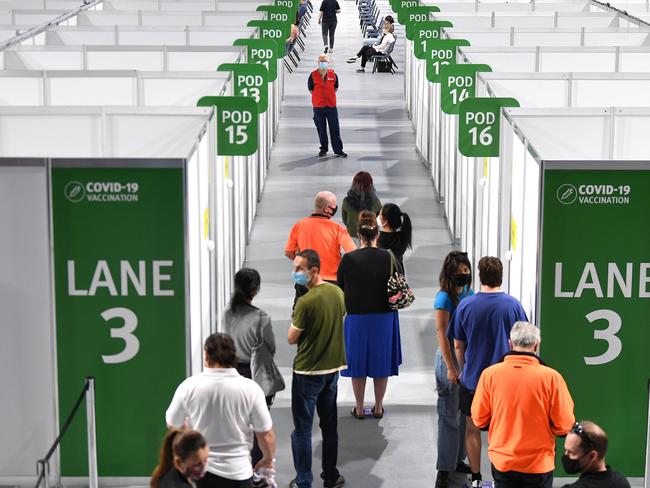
[150,428,181,488]
[230,268,261,312]
[399,212,412,250]
[381,203,412,249]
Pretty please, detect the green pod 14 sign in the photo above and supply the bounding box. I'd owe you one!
[248,20,290,58]
[458,97,519,157]
[257,5,293,24]
[198,96,258,156]
[409,20,453,48]
[234,38,277,82]
[52,165,186,476]
[540,166,650,477]
[218,63,269,113]
[425,39,470,83]
[440,64,492,114]
[398,6,439,25]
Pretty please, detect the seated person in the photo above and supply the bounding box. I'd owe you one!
[362,15,394,46]
[347,23,395,72]
[285,15,300,54]
[298,0,308,23]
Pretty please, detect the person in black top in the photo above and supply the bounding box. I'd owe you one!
[318,0,341,53]
[378,203,412,273]
[338,211,403,420]
[151,429,209,488]
[561,421,630,488]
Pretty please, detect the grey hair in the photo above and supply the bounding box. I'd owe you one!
[510,321,540,348]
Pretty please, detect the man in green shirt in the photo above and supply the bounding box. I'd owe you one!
[288,249,346,488]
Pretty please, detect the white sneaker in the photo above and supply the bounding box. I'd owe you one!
[329,48,334,53]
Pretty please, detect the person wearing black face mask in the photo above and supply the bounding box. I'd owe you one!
[561,421,630,488]
[151,429,209,488]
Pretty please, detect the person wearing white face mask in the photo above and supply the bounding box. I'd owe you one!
[308,54,346,158]
[151,429,209,488]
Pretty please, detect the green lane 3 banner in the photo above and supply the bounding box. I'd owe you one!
[540,167,650,477]
[52,165,186,476]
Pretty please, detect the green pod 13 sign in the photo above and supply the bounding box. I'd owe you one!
[52,164,186,476]
[218,63,269,113]
[540,166,650,477]
[425,39,470,83]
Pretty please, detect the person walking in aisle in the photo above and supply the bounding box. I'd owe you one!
[288,249,347,488]
[308,54,346,158]
[452,256,528,488]
[318,0,340,53]
[337,211,402,419]
[341,171,382,245]
[433,251,474,488]
[377,203,412,273]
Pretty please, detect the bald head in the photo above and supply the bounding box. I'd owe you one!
[318,53,329,63]
[314,191,336,214]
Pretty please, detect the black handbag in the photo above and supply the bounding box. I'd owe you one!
[387,250,415,310]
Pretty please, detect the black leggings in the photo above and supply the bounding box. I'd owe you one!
[357,45,377,67]
[321,21,336,48]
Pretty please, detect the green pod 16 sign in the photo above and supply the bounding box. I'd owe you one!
[440,63,492,114]
[397,6,440,25]
[257,5,294,25]
[234,38,278,82]
[457,97,519,157]
[217,63,269,114]
[198,96,259,156]
[248,20,290,58]
[408,20,453,46]
[425,38,470,83]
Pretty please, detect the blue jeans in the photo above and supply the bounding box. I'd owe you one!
[435,349,466,471]
[291,372,340,488]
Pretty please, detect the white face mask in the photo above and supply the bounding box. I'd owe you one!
[376,216,383,229]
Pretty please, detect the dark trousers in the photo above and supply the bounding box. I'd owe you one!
[321,21,336,48]
[313,107,343,154]
[236,362,274,467]
[197,471,252,488]
[492,465,553,488]
[357,45,377,68]
[291,372,340,488]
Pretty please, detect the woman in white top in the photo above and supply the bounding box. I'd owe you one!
[346,23,395,72]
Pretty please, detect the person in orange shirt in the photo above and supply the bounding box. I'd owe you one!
[471,321,575,488]
[285,191,356,303]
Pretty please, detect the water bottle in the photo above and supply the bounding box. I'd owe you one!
[253,467,277,488]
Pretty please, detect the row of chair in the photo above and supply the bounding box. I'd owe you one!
[356,0,399,74]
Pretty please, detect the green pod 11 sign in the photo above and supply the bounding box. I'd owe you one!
[234,38,277,82]
[257,5,294,25]
[198,96,258,156]
[409,20,453,48]
[440,64,492,114]
[217,63,269,113]
[425,39,470,83]
[458,97,519,157]
[248,20,290,58]
[540,166,650,477]
[398,6,439,25]
[52,164,186,476]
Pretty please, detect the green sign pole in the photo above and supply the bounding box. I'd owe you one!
[198,96,259,156]
[247,20,291,58]
[409,20,453,49]
[53,165,186,476]
[457,97,519,157]
[424,38,470,83]
[440,64,492,114]
[217,63,269,113]
[540,166,650,477]
[234,38,278,82]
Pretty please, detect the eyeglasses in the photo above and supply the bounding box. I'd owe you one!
[571,422,597,452]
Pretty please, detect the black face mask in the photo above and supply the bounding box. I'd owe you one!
[452,273,471,287]
[328,205,338,217]
[561,454,584,474]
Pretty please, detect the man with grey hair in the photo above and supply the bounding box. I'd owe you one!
[471,322,576,488]
[285,191,356,301]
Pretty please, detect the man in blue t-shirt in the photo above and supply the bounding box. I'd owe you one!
[452,256,528,488]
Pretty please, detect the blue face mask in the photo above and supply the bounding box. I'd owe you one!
[292,271,310,286]
[319,61,328,70]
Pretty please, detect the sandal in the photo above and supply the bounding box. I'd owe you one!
[372,406,384,419]
[351,407,365,419]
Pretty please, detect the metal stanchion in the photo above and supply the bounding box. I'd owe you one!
[86,377,99,488]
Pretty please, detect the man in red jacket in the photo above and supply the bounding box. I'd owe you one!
[308,54,347,158]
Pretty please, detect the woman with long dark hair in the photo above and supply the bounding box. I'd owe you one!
[341,171,382,243]
[223,268,279,466]
[433,251,474,488]
[378,203,412,273]
[150,429,208,488]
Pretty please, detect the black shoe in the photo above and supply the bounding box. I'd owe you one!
[318,150,327,157]
[455,462,472,474]
[288,480,300,488]
[323,475,345,488]
[435,471,450,488]
[346,57,357,63]
[335,151,347,158]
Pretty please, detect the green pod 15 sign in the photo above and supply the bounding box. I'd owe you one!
[398,6,439,25]
[234,38,277,82]
[409,20,452,47]
[218,63,269,113]
[198,96,258,156]
[440,64,492,114]
[248,20,290,58]
[257,5,293,24]
[425,39,470,83]
[52,165,186,476]
[458,97,519,157]
[540,167,650,477]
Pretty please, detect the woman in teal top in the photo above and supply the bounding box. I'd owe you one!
[434,251,474,488]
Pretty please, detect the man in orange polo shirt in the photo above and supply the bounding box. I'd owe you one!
[472,321,575,488]
[285,191,356,302]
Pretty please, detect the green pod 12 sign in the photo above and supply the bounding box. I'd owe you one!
[440,64,492,114]
[234,38,277,82]
[257,5,294,25]
[217,63,269,113]
[398,6,440,25]
[248,20,290,58]
[458,97,519,157]
[409,20,453,47]
[198,96,259,156]
[425,39,470,83]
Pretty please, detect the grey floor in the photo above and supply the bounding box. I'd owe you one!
[242,1,483,486]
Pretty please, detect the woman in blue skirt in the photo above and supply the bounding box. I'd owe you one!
[337,210,402,419]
